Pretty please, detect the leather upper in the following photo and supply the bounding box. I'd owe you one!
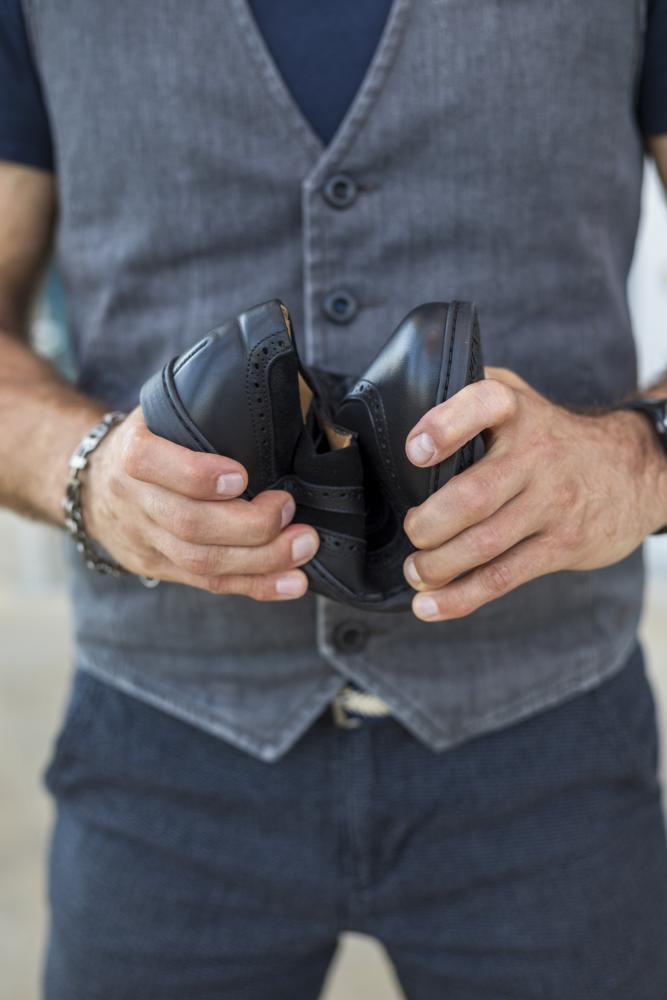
[141,298,483,611]
[336,301,484,511]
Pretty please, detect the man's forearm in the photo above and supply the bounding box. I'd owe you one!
[0,164,100,527]
[0,330,107,525]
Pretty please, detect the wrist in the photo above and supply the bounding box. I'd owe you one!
[605,408,667,536]
[63,410,128,575]
[36,403,110,525]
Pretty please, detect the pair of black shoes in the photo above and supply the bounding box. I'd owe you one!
[140,299,484,611]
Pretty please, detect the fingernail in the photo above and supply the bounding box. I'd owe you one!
[216,473,245,496]
[281,498,296,528]
[276,574,305,597]
[404,557,422,587]
[414,595,440,620]
[407,432,436,465]
[291,533,318,563]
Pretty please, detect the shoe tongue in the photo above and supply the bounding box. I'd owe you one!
[295,414,362,481]
[289,425,366,540]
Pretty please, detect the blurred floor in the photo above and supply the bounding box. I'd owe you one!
[1,511,666,1000]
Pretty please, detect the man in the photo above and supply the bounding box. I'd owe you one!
[1,1,667,997]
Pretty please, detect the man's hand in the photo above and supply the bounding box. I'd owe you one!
[402,367,667,622]
[0,162,319,602]
[84,407,319,601]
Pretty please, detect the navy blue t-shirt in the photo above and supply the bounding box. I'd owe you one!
[0,0,665,173]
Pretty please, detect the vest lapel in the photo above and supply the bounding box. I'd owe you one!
[228,0,414,184]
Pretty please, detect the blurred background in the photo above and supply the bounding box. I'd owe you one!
[1,162,666,1000]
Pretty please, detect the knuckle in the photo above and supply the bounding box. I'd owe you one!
[458,479,491,519]
[446,594,473,618]
[528,429,558,463]
[204,575,232,595]
[480,560,513,597]
[404,513,429,550]
[479,379,517,420]
[182,455,208,493]
[251,506,282,544]
[267,539,292,572]
[108,469,127,499]
[255,518,278,546]
[413,554,439,587]
[554,477,579,510]
[491,366,527,392]
[245,576,272,602]
[403,512,419,545]
[182,545,218,577]
[558,513,585,551]
[172,508,203,543]
[425,407,451,446]
[472,521,504,561]
[468,488,490,518]
[120,426,147,478]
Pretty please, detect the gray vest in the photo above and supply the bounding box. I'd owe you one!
[25,0,647,760]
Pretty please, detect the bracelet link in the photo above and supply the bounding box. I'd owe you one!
[63,411,129,579]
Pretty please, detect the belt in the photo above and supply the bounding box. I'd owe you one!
[330,683,392,729]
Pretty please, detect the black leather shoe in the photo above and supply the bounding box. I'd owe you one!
[337,301,483,509]
[331,300,484,608]
[139,299,308,495]
[140,299,483,611]
[140,300,369,600]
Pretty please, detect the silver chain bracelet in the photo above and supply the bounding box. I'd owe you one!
[63,411,127,577]
[63,411,159,588]
[63,410,160,589]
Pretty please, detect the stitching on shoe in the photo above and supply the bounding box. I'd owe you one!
[245,332,289,486]
[432,301,459,493]
[275,477,365,515]
[161,364,214,453]
[454,312,483,475]
[346,380,410,512]
[317,529,367,554]
[311,533,409,602]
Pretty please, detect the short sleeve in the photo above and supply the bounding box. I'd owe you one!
[638,0,667,137]
[0,0,54,170]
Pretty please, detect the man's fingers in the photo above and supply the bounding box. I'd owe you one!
[405,378,518,468]
[404,493,538,591]
[404,452,526,550]
[121,416,248,499]
[177,568,310,602]
[410,534,549,622]
[142,487,296,546]
[155,521,320,578]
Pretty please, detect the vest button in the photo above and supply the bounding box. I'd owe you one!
[322,173,358,209]
[323,289,358,324]
[333,621,369,655]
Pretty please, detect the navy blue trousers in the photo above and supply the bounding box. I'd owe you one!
[43,644,667,999]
